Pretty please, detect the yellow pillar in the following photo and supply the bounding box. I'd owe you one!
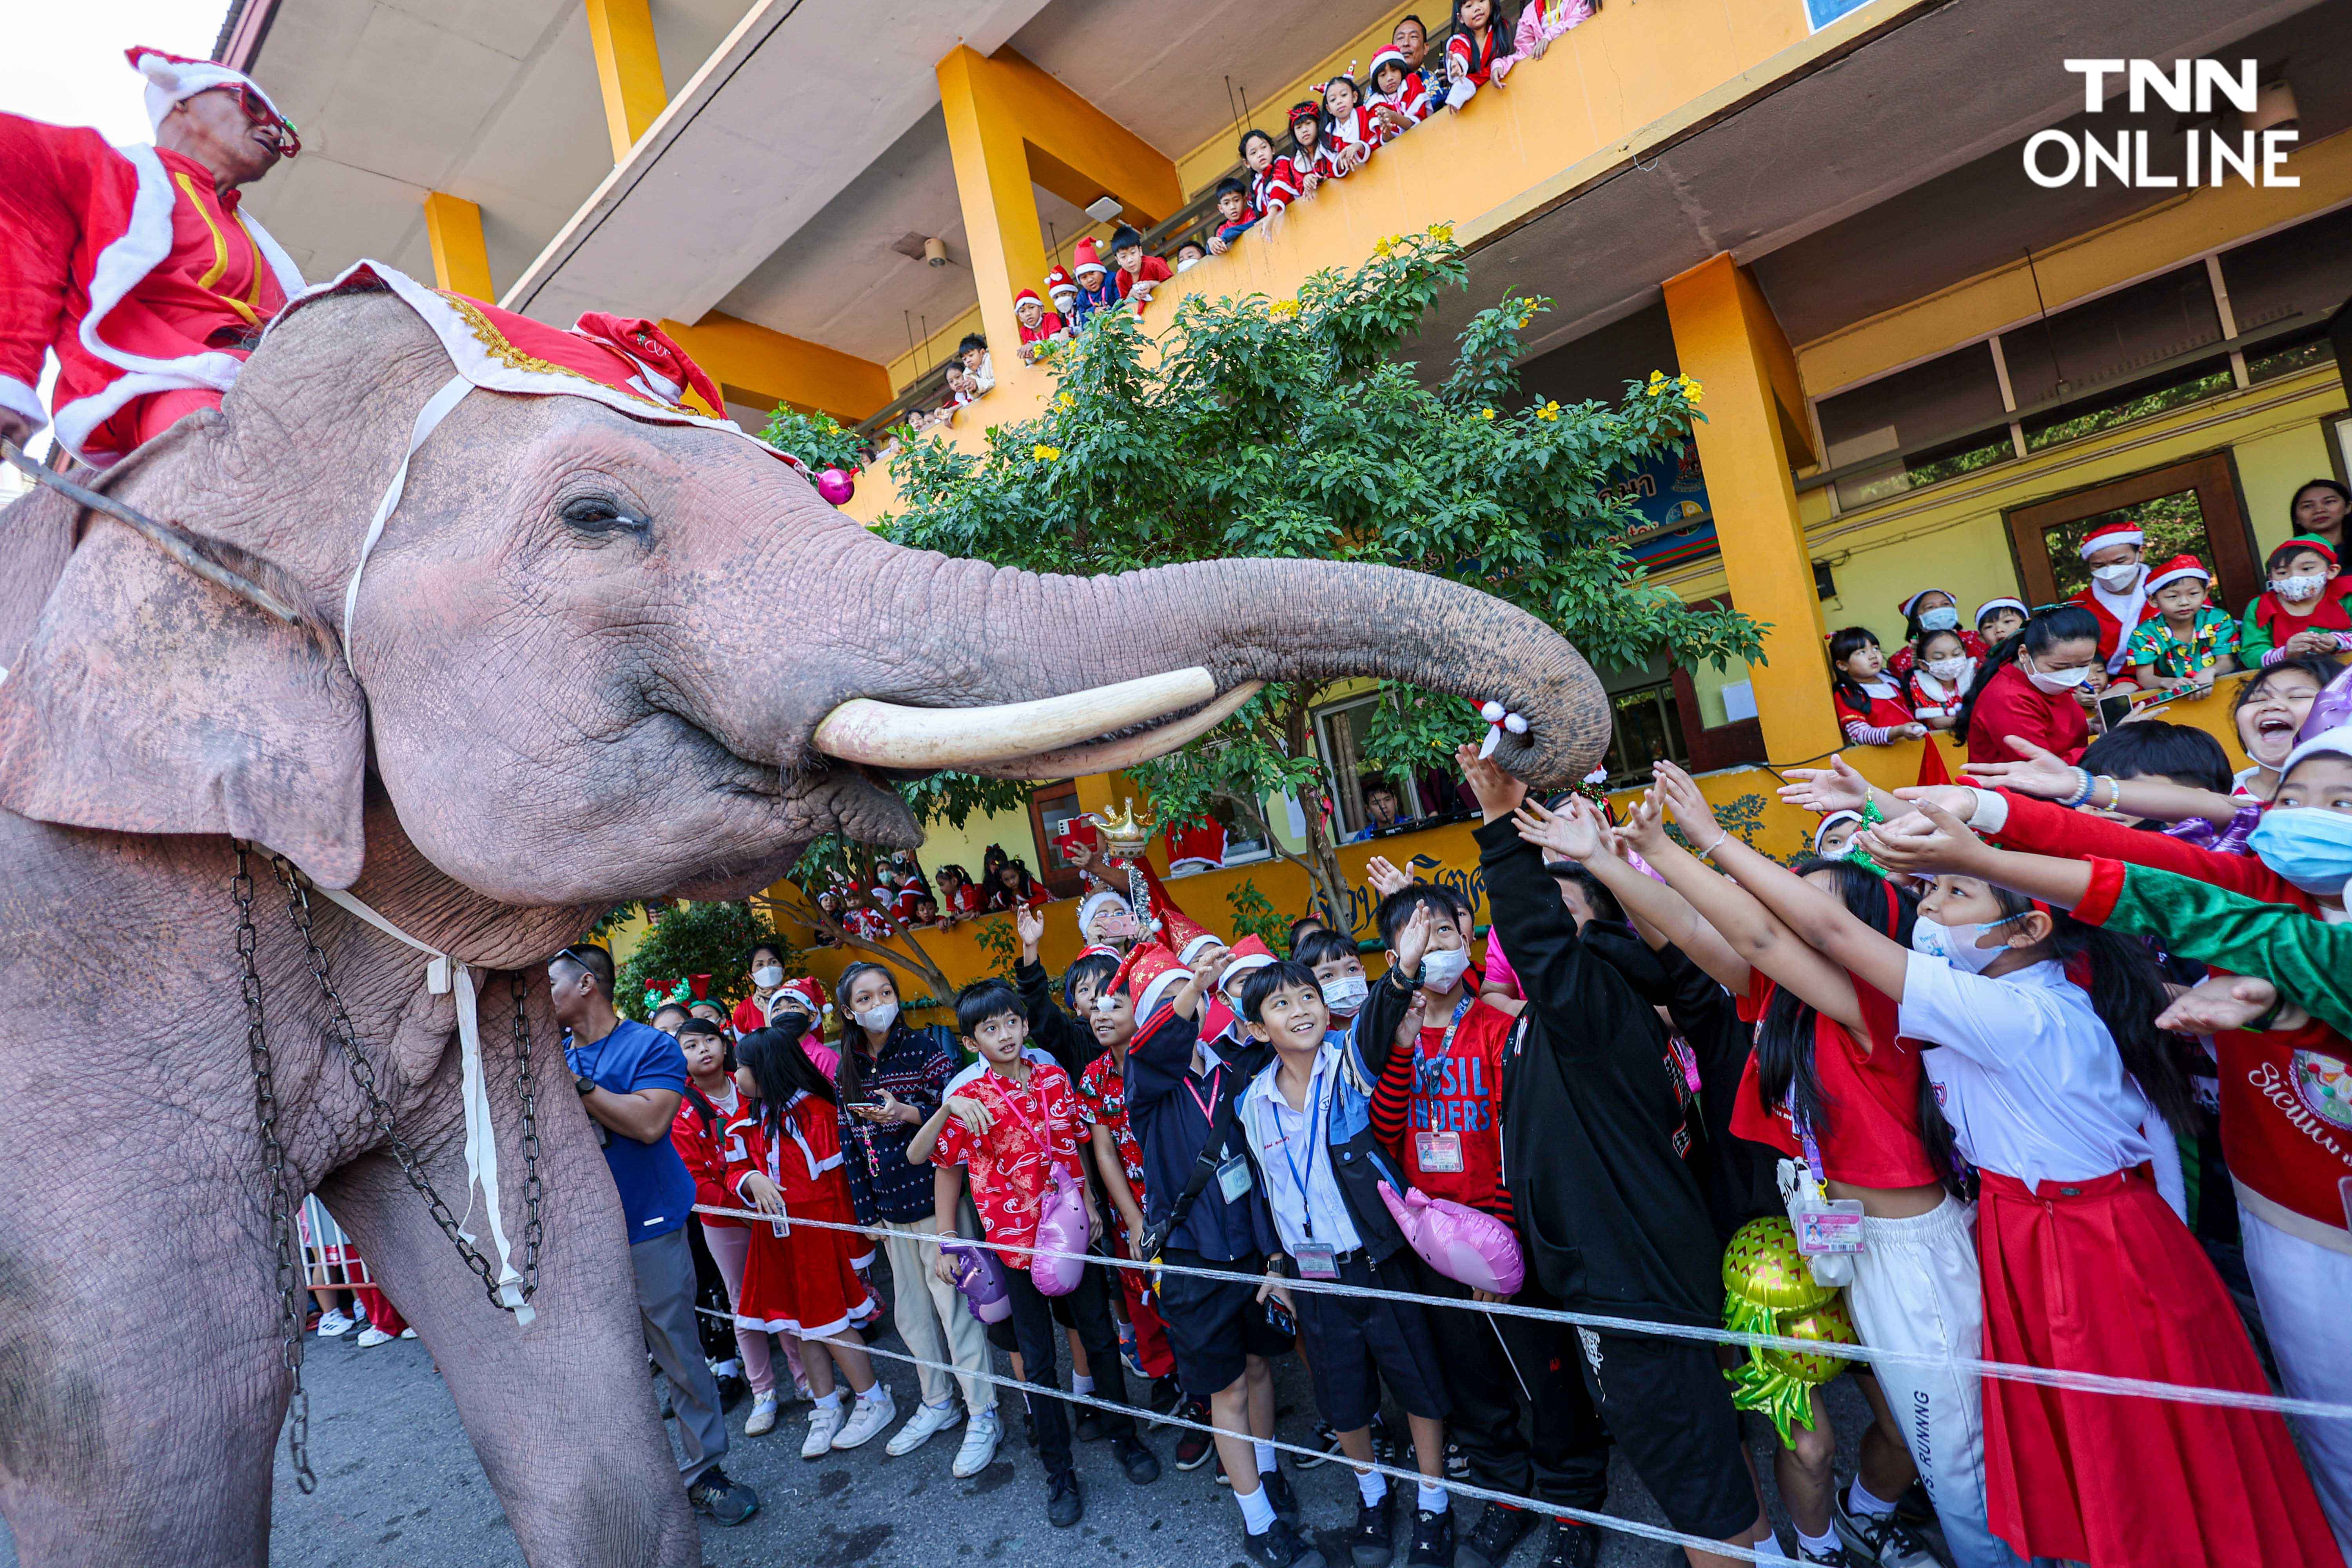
[936,46,1185,365]
[583,0,666,162]
[421,193,494,299]
[1662,253,1840,764]
[659,313,894,424]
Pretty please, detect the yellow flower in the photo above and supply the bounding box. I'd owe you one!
[1536,400,1560,422]
[1677,374,1704,403]
[1056,392,1075,410]
[1645,370,1670,397]
[1374,235,1397,258]
[1479,407,1496,421]
[1270,298,1301,320]
[1033,444,1061,462]
[1431,221,1456,245]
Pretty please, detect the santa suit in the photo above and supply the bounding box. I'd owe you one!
[2072,574,2151,677]
[1368,74,1434,135]
[1291,135,1347,183]
[1250,159,1303,218]
[1324,105,1382,166]
[0,114,304,466]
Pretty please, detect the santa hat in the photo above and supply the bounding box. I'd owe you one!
[2078,521,2143,559]
[125,45,290,140]
[1974,597,2027,626]
[771,978,826,1018]
[1014,288,1044,310]
[1076,888,1131,940]
[1810,811,1862,855]
[1044,265,1078,301]
[1369,47,1408,81]
[2279,724,2352,795]
[1159,905,1224,965]
[1073,238,1107,278]
[1103,941,1188,1028]
[1215,935,1278,997]
[1897,589,1954,618]
[1074,943,1124,964]
[2145,554,2211,593]
[2270,534,2339,569]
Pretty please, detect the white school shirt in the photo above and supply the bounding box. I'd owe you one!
[1899,952,2185,1217]
[1240,1044,1363,1257]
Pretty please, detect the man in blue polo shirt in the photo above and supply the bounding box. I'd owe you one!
[553,944,758,1528]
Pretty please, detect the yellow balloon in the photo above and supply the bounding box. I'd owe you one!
[1760,1295,1861,1386]
[1721,1216,1836,1315]
[1719,1218,1860,1445]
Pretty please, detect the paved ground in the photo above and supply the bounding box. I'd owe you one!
[2,1262,1904,1568]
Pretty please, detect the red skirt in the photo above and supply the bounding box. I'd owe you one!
[1976,1166,2340,1567]
[734,1179,880,1341]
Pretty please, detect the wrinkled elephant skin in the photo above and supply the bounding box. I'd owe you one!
[0,286,1610,1566]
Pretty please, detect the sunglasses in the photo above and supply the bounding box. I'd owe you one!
[229,83,301,159]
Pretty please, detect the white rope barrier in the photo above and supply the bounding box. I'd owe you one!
[691,1202,2352,1424]
[690,1302,1810,1566]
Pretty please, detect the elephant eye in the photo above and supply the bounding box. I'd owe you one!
[560,494,652,542]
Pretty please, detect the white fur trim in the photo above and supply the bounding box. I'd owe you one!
[80,146,245,391]
[2146,563,2210,593]
[53,368,213,467]
[0,375,46,437]
[1134,967,1185,1024]
[1217,951,1275,993]
[2078,526,2143,559]
[2281,722,2352,780]
[132,51,283,134]
[244,213,307,302]
[1178,933,1226,964]
[1076,889,1129,936]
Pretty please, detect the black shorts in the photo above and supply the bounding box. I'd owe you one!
[984,1267,1085,1352]
[1156,1247,1294,1398]
[1572,1327,1756,1541]
[1293,1251,1450,1431]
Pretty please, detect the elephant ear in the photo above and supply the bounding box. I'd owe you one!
[0,511,368,886]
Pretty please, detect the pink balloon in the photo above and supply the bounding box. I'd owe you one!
[1378,1180,1524,1296]
[940,1238,1011,1324]
[2299,659,2352,744]
[815,467,856,506]
[1029,1167,1090,1297]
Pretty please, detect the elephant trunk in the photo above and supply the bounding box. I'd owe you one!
[794,541,1612,789]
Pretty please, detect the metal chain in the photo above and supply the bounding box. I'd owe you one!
[269,856,526,1311]
[233,843,316,1495]
[510,971,544,1305]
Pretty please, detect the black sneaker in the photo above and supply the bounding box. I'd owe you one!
[1442,1439,1467,1480]
[1242,1518,1329,1568]
[1298,1419,1339,1469]
[1074,1403,1108,1443]
[1046,1469,1084,1529]
[1797,1547,1852,1566]
[1348,1489,1397,1568]
[1535,1521,1599,1568]
[1111,1433,1161,1485]
[1407,1508,1457,1568]
[1831,1494,1938,1568]
[1262,1468,1303,1526]
[1145,1375,1183,1428]
[1174,1401,1215,1470]
[686,1466,759,1527]
[1890,1481,1936,1532]
[1458,1503,1538,1568]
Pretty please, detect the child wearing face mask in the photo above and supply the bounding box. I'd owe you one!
[1906,628,1977,731]
[1887,588,1987,679]
[2239,536,2352,668]
[1829,627,1929,747]
[1722,795,2341,1568]
[1294,928,1371,1022]
[1954,605,2099,766]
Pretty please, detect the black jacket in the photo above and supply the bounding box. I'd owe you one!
[1479,817,1725,1329]
[1014,957,1102,1078]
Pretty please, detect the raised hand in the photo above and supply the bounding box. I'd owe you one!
[1620,789,1671,856]
[1889,784,1981,818]
[1964,735,2079,799]
[2158,974,2290,1035]
[1777,754,1870,815]
[1652,761,1724,844]
[1392,902,1437,979]
[1015,904,1045,959]
[1513,795,1601,863]
[1455,742,1529,823]
[1860,801,1987,877]
[1365,855,1414,899]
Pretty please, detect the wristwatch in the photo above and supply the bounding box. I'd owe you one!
[575,1072,599,1098]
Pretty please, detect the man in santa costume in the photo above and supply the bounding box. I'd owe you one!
[2069,519,2152,681]
[1,47,306,466]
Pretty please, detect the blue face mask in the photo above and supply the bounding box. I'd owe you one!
[2247,808,2352,897]
[1917,606,1960,633]
[1909,910,2025,974]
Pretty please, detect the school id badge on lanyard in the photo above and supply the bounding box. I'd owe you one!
[1190,1067,1254,1203]
[1279,1075,1339,1280]
[1414,997,1475,1176]
[1787,1116,1865,1266]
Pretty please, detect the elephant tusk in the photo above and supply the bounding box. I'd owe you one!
[962,682,1265,780]
[812,667,1220,771]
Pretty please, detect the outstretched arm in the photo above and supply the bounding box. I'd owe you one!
[1651,762,1910,1007]
[1964,735,2242,829]
[1865,804,2095,909]
[1515,794,1751,994]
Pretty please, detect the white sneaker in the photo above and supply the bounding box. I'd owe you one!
[314,1309,353,1338]
[952,1408,1002,1478]
[744,1393,780,1437]
[354,1326,394,1347]
[831,1387,897,1450]
[886,1398,965,1457]
[398,1328,417,1339]
[801,1404,844,1459]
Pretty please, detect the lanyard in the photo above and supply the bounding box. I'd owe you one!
[1184,1065,1224,1127]
[1794,1110,1829,1185]
[989,1069,1054,1159]
[1272,1067,1330,1240]
[1415,996,1476,1070]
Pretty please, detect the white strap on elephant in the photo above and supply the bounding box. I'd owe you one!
[307,878,535,1328]
[341,374,471,678]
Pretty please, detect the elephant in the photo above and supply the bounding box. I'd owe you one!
[0,277,1610,1567]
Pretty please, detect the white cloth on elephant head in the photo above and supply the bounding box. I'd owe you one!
[303,878,534,1327]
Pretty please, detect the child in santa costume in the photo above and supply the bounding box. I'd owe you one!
[1067,239,1121,331]
[1829,627,1927,746]
[1014,288,1068,364]
[1044,265,1082,330]
[2069,519,2152,680]
[725,1026,898,1458]
[1887,588,1988,679]
[1239,129,1301,222]
[1443,0,1516,111]
[1,47,306,465]
[1316,74,1380,170]
[2240,535,2352,667]
[1286,102,1343,186]
[1365,50,1434,139]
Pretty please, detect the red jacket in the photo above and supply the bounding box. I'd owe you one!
[670,1085,750,1227]
[1250,160,1302,216]
[1116,255,1174,301]
[0,116,304,465]
[1962,660,2088,765]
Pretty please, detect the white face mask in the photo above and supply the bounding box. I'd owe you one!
[751,964,784,990]
[1909,912,2024,975]
[2091,561,2143,593]
[1417,947,1472,992]
[2022,655,2093,694]
[2272,573,2327,604]
[852,1001,900,1034]
[1925,655,1971,683]
[1175,254,1201,273]
[1320,975,1368,1016]
[1917,606,1960,633]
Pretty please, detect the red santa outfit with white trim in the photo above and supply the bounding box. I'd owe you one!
[722,1091,882,1339]
[0,48,305,466]
[2068,519,2152,677]
[1365,49,1434,135]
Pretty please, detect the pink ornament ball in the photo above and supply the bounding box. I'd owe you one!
[816,467,856,506]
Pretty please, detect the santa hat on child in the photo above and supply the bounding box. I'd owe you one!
[1076,888,1132,941]
[1897,588,1955,618]
[1214,935,1278,999]
[125,45,293,144]
[2078,520,2144,559]
[2145,555,2211,593]
[1102,941,1189,1032]
[1974,596,2027,626]
[1368,47,1409,83]
[1014,287,1045,311]
[1044,265,1079,304]
[1074,943,1124,964]
[1073,238,1107,279]
[1159,906,1226,966]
